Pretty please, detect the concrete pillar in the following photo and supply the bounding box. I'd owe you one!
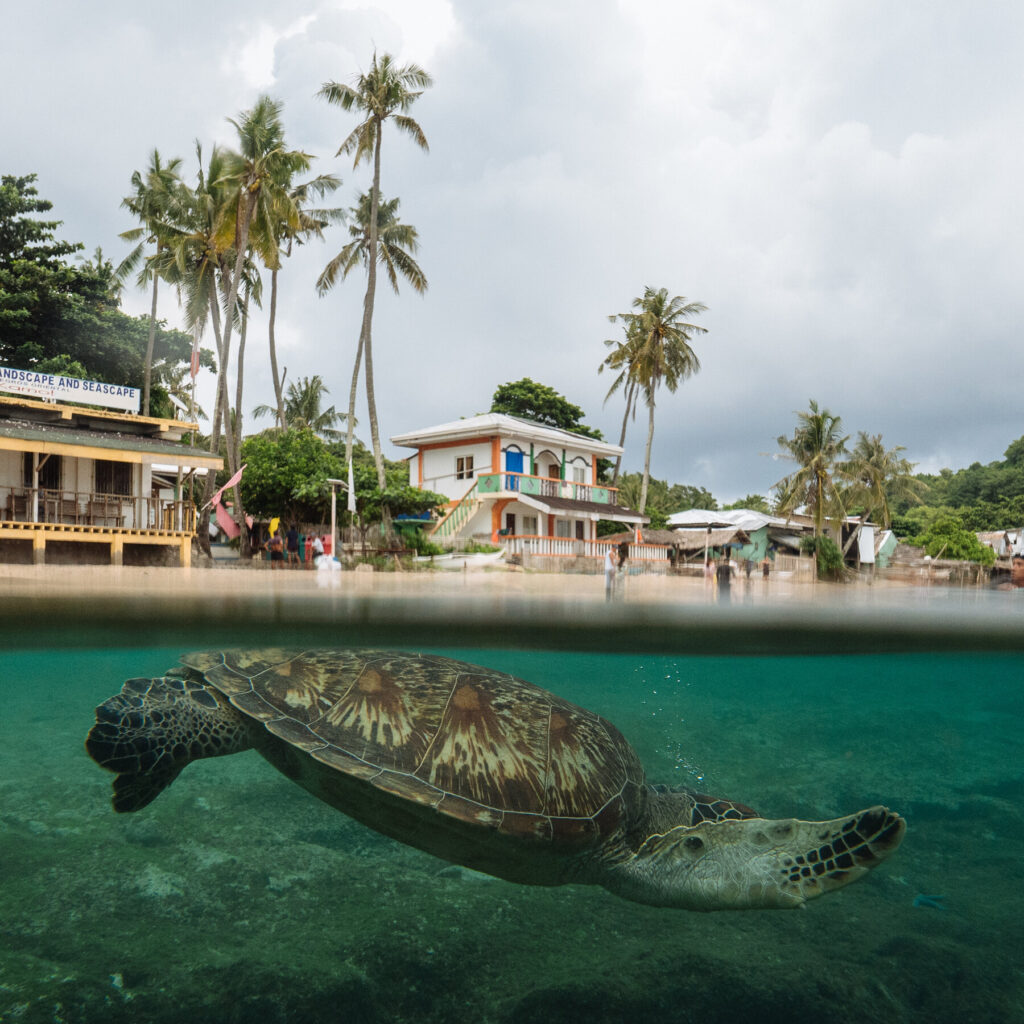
[32,533,45,565]
[110,536,123,566]
[179,537,191,567]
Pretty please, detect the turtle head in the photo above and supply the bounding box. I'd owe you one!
[605,805,905,911]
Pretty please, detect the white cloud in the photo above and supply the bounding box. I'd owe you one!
[2,0,1022,504]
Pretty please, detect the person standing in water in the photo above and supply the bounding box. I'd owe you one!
[716,553,733,604]
[604,546,618,601]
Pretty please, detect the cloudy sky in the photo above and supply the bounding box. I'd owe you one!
[4,0,1021,502]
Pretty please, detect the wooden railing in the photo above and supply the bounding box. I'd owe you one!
[1,486,196,534]
[503,536,672,560]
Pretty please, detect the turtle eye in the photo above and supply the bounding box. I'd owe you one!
[684,836,704,852]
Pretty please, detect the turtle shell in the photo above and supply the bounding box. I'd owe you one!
[181,648,647,851]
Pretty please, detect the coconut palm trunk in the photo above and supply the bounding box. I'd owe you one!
[268,265,286,430]
[143,252,160,416]
[233,283,252,557]
[362,130,386,489]
[612,378,637,488]
[640,398,656,513]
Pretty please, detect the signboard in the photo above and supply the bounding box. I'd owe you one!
[0,366,140,413]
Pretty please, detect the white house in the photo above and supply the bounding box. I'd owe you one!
[391,413,647,551]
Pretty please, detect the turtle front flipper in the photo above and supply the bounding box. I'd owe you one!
[85,675,254,812]
[602,805,906,911]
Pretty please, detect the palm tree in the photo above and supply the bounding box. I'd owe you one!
[254,375,348,439]
[318,53,433,488]
[212,96,312,551]
[117,149,184,415]
[266,173,342,430]
[840,432,926,559]
[607,287,708,512]
[599,319,643,487]
[318,190,426,291]
[773,400,850,537]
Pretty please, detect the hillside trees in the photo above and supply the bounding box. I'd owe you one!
[0,174,198,413]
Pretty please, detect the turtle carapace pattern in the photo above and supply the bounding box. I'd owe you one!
[85,649,905,911]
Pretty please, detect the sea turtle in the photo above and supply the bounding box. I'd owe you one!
[85,649,905,911]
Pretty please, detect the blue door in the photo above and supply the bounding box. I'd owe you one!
[504,449,524,490]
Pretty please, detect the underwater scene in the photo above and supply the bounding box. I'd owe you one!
[2,606,1022,1024]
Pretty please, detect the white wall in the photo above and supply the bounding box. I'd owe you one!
[419,442,493,500]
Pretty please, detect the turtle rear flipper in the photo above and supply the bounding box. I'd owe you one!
[85,676,253,813]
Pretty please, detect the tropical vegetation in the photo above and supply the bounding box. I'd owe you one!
[253,374,347,440]
[318,52,433,489]
[602,287,708,512]
[0,174,201,416]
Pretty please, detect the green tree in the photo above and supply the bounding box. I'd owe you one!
[116,149,185,415]
[773,400,850,537]
[722,494,772,513]
[240,428,343,524]
[840,431,926,562]
[799,535,846,579]
[606,287,708,513]
[0,173,84,358]
[911,514,996,565]
[253,374,348,439]
[489,378,597,434]
[317,191,426,297]
[318,52,433,488]
[215,96,312,485]
[599,318,643,486]
[265,173,342,429]
[1,176,195,400]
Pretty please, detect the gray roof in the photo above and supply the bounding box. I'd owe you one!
[0,417,220,466]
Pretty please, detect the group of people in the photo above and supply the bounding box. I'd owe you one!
[259,523,325,569]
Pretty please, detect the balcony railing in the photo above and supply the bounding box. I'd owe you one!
[1,486,196,534]
[476,472,615,504]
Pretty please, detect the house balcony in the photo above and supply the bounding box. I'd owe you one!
[2,486,196,533]
[0,485,198,566]
[475,472,616,504]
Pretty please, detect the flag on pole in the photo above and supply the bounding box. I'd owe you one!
[214,499,240,538]
[210,464,246,508]
[347,458,356,514]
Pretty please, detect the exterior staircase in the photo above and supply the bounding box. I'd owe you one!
[429,481,481,543]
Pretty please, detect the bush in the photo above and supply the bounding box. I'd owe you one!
[910,514,996,565]
[462,540,501,554]
[800,535,845,579]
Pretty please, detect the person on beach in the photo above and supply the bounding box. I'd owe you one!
[286,524,300,567]
[268,531,285,569]
[604,546,618,601]
[761,555,771,580]
[716,553,732,604]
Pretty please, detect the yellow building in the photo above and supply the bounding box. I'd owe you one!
[0,393,222,567]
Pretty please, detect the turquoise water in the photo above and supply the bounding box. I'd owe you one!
[2,625,1022,1022]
